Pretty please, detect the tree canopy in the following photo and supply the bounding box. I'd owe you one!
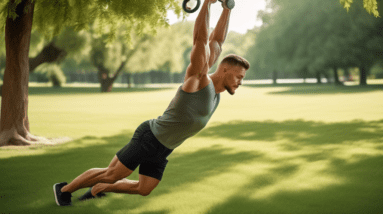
[0,0,183,43]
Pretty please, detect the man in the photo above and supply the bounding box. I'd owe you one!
[54,0,249,206]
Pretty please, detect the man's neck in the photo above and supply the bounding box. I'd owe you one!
[209,73,225,94]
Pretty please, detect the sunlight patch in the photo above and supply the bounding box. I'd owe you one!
[249,160,344,200]
[126,164,257,214]
[63,138,109,150]
[331,140,383,163]
[240,131,257,137]
[358,127,382,133]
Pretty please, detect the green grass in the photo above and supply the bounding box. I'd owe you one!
[1,84,383,214]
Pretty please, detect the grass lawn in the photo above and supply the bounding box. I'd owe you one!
[1,84,383,214]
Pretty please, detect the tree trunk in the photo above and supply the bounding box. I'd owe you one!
[316,71,322,84]
[0,0,49,146]
[333,66,342,85]
[272,70,278,84]
[51,74,61,87]
[29,42,67,72]
[126,72,132,88]
[98,61,126,92]
[359,65,368,86]
[98,66,112,93]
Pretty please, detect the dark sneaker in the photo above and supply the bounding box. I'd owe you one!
[78,187,106,201]
[53,182,72,206]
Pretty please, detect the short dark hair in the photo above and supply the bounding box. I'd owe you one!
[220,54,250,70]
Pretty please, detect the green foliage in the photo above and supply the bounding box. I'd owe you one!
[363,0,380,17]
[340,0,380,17]
[210,30,256,76]
[127,21,194,73]
[1,0,183,44]
[248,0,383,80]
[54,27,90,58]
[340,0,353,12]
[35,63,66,85]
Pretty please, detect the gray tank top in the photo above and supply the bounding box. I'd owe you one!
[149,80,220,149]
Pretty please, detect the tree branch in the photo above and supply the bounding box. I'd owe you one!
[29,42,67,72]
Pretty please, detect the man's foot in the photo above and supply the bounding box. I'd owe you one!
[53,182,72,206]
[78,187,106,201]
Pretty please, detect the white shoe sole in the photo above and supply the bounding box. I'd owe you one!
[53,183,61,206]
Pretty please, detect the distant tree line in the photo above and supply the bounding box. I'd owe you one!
[246,0,383,86]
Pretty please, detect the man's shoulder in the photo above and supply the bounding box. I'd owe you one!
[182,75,210,93]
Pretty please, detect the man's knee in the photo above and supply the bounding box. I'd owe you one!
[138,188,153,196]
[137,183,156,196]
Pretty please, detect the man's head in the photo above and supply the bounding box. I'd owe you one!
[217,54,250,95]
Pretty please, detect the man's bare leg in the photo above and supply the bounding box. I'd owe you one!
[61,155,133,193]
[91,174,160,196]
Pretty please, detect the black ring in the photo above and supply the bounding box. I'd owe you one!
[182,0,201,13]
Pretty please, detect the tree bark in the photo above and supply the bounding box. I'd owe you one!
[359,65,368,86]
[0,0,49,146]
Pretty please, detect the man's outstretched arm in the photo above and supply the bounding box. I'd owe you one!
[208,5,231,68]
[184,0,216,81]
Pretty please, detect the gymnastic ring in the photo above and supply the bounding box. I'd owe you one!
[182,0,201,13]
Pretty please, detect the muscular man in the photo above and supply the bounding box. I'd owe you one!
[54,0,249,206]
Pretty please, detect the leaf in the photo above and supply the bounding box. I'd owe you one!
[363,0,380,17]
[340,0,353,12]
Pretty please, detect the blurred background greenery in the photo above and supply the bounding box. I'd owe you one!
[1,0,383,91]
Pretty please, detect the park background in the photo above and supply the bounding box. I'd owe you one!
[1,0,383,213]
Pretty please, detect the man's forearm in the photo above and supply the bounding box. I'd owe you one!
[193,0,212,44]
[209,8,231,46]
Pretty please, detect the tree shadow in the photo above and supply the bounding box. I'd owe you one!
[245,84,383,95]
[205,155,383,214]
[199,120,383,146]
[0,129,261,214]
[197,120,383,214]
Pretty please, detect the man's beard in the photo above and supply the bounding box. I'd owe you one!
[225,85,235,95]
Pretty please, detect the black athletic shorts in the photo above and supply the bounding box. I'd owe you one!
[116,120,173,181]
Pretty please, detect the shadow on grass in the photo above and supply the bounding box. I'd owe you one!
[200,120,383,146]
[205,155,383,214]
[200,120,383,214]
[0,129,260,214]
[245,84,383,95]
[1,119,382,213]
[28,86,173,96]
